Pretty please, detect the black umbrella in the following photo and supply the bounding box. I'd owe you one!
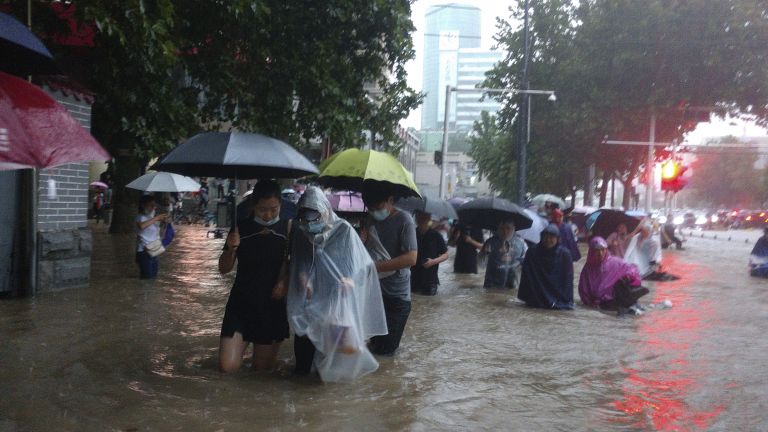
[457,197,533,231]
[585,209,642,239]
[154,132,319,179]
[396,196,458,220]
[0,12,58,77]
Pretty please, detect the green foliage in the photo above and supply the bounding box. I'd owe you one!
[473,0,768,206]
[14,1,421,232]
[688,137,764,208]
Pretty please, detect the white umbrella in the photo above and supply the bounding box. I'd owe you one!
[531,193,566,210]
[517,208,549,244]
[126,171,201,192]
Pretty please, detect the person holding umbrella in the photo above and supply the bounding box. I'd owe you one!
[480,219,527,290]
[517,224,575,310]
[217,180,290,373]
[135,195,169,279]
[362,187,418,356]
[449,223,484,274]
[411,210,449,296]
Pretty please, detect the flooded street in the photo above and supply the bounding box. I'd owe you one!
[2,224,767,431]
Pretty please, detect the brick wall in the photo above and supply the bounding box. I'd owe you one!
[36,89,92,232]
[36,88,94,291]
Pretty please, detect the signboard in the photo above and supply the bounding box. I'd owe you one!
[439,30,460,51]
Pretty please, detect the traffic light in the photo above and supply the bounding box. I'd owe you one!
[660,160,689,192]
[434,150,443,166]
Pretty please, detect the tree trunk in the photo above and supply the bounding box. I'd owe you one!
[598,170,610,207]
[622,179,634,210]
[109,154,145,234]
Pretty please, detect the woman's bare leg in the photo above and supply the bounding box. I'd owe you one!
[219,332,248,373]
[252,342,282,371]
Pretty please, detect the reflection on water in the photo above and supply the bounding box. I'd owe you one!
[0,225,767,431]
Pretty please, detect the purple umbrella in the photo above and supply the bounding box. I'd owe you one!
[328,191,366,213]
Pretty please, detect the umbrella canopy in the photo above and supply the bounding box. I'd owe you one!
[517,208,549,244]
[0,72,110,170]
[154,131,318,179]
[396,196,458,220]
[585,209,643,239]
[89,181,109,189]
[531,193,566,210]
[318,148,420,198]
[448,196,471,209]
[125,171,201,192]
[457,197,533,231]
[328,191,366,213]
[0,12,58,77]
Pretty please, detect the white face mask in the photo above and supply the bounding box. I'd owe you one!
[254,215,280,226]
[144,208,156,218]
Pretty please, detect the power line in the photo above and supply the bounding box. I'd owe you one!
[425,4,482,17]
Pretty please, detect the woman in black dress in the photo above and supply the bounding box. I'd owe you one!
[218,180,290,372]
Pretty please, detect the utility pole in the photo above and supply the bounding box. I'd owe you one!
[516,0,531,205]
[645,112,656,212]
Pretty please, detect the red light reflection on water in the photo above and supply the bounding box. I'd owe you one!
[610,255,725,431]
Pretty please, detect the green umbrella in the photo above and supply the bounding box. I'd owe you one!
[318,148,420,197]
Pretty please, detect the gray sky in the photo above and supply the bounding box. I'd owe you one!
[401,0,767,143]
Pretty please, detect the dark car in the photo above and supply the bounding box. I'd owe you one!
[682,212,697,228]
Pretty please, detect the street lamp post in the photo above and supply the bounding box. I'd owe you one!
[438,86,556,200]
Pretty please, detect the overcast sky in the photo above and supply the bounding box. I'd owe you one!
[402,0,767,143]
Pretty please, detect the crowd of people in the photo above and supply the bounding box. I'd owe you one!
[133,182,715,381]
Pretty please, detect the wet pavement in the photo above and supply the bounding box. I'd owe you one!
[1,223,767,431]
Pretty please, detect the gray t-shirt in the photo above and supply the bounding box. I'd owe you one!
[371,209,417,301]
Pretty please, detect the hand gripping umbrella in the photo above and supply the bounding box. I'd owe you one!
[457,197,533,231]
[318,148,420,198]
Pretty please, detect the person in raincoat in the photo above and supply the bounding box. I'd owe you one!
[517,224,574,310]
[749,226,768,278]
[578,236,649,310]
[288,187,388,382]
[480,219,527,289]
[550,208,581,262]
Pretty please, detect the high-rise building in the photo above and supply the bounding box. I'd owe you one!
[421,4,503,134]
[421,3,481,131]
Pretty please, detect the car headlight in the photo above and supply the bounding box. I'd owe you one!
[673,216,684,225]
[658,216,667,224]
[696,216,707,225]
[710,215,719,223]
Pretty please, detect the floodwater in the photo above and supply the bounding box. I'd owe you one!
[1,225,767,431]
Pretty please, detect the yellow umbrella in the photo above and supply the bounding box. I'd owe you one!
[318,148,420,197]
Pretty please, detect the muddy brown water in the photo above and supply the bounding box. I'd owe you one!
[1,224,766,431]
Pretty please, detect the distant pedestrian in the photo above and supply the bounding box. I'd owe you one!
[217,180,290,373]
[550,208,581,261]
[449,222,484,274]
[199,181,209,210]
[362,187,417,356]
[411,211,449,296]
[135,195,168,279]
[660,214,684,250]
[217,179,225,198]
[749,226,768,278]
[517,224,574,310]
[481,219,527,289]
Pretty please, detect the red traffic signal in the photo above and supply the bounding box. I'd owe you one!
[660,160,688,192]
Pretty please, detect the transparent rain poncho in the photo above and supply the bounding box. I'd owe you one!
[287,187,388,382]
